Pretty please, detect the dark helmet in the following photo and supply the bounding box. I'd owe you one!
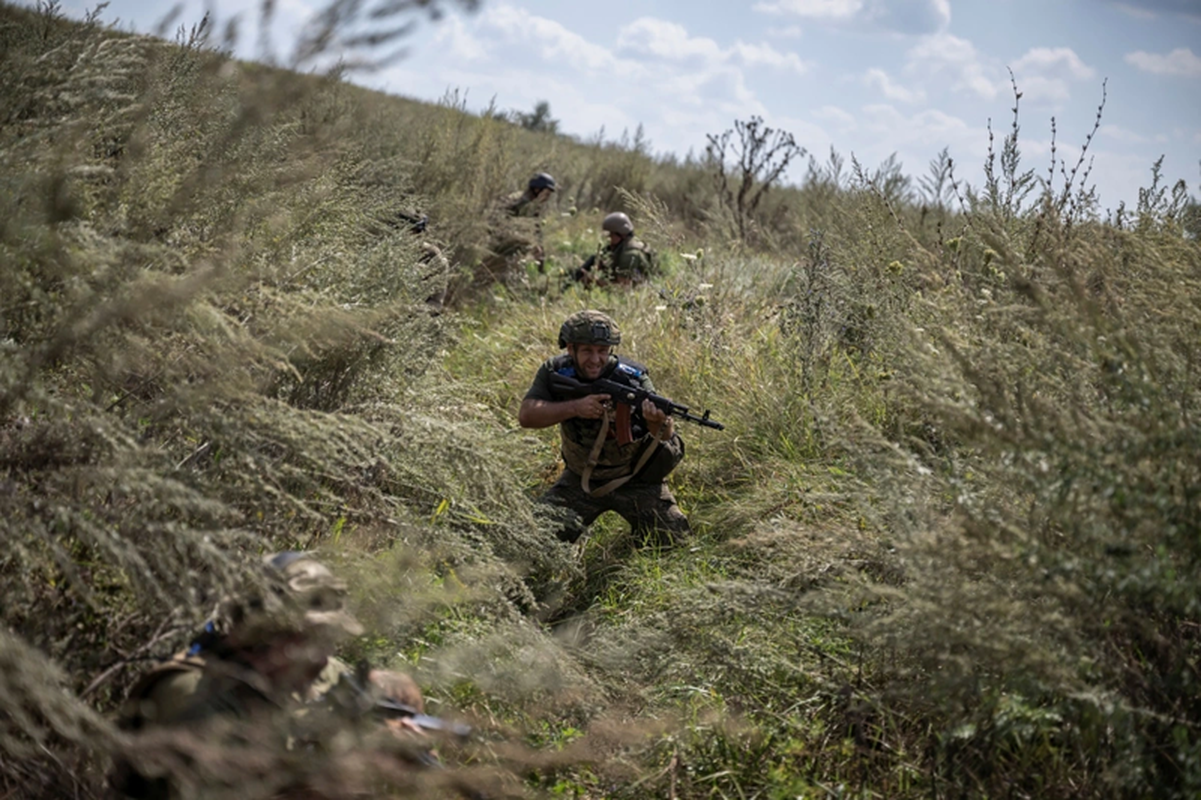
[529,172,557,193]
[602,212,633,237]
[558,310,621,349]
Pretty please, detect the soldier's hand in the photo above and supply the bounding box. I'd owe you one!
[642,399,673,438]
[385,717,428,738]
[573,395,611,419]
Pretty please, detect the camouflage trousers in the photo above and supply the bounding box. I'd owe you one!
[539,469,691,547]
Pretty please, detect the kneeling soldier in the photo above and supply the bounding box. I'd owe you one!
[518,310,690,546]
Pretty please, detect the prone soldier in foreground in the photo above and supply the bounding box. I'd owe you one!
[107,552,453,799]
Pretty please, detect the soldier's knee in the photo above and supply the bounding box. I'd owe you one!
[634,511,690,548]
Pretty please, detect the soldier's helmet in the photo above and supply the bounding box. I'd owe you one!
[529,172,557,193]
[602,212,634,237]
[219,552,364,647]
[558,310,621,349]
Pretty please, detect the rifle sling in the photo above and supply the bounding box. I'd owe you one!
[580,407,665,498]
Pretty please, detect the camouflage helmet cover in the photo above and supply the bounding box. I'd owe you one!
[529,172,557,192]
[220,552,364,645]
[558,310,621,349]
[602,212,634,237]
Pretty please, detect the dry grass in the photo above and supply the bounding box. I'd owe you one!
[1,2,1199,798]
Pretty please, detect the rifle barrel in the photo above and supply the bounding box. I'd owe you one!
[551,375,724,431]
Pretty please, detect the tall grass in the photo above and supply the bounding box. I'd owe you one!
[1,1,1199,798]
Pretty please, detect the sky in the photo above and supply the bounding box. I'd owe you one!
[52,0,1201,212]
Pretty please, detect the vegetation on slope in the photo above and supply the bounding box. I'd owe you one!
[1,1,1199,797]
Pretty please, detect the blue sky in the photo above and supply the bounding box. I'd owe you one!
[55,0,1201,211]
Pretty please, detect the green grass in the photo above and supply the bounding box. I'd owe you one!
[1,1,1200,798]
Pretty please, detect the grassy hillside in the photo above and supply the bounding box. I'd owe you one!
[2,1,1200,798]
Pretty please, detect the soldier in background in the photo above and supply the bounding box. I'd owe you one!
[569,212,655,289]
[504,172,557,222]
[475,172,557,288]
[386,209,452,311]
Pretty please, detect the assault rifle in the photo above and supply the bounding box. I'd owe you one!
[335,671,485,798]
[372,695,473,738]
[333,670,472,738]
[563,252,599,288]
[549,373,724,445]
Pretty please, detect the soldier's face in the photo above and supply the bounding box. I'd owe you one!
[608,232,622,247]
[243,633,332,691]
[569,343,611,380]
[534,188,553,204]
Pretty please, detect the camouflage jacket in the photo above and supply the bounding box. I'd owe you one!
[524,354,660,482]
[596,236,654,285]
[486,190,547,262]
[503,190,545,219]
[108,652,351,799]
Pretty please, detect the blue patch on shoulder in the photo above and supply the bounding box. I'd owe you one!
[615,362,643,378]
[555,365,578,377]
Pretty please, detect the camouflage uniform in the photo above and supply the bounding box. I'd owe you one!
[522,312,689,546]
[571,212,655,288]
[594,236,654,286]
[475,174,556,288]
[503,189,547,221]
[107,553,407,800]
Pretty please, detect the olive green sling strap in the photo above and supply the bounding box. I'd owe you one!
[579,407,665,498]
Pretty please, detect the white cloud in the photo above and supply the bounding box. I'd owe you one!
[754,0,863,20]
[864,67,925,103]
[906,33,998,99]
[1089,150,1176,212]
[1125,47,1201,77]
[846,104,986,195]
[1008,47,1095,104]
[1111,1,1201,22]
[767,24,805,39]
[619,18,808,74]
[732,41,809,73]
[430,14,488,63]
[861,104,973,142]
[815,105,857,129]
[1014,75,1072,103]
[887,0,952,34]
[1100,123,1152,144]
[753,0,949,34]
[1011,47,1095,80]
[620,18,725,61]
[483,5,629,75]
[1111,3,1159,19]
[377,5,797,161]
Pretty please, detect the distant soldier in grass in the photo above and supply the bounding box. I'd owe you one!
[475,172,557,287]
[518,310,689,547]
[386,208,452,310]
[569,212,655,289]
[107,552,428,799]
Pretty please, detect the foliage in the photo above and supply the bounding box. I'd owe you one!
[705,115,806,246]
[508,100,560,135]
[1,2,1200,799]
